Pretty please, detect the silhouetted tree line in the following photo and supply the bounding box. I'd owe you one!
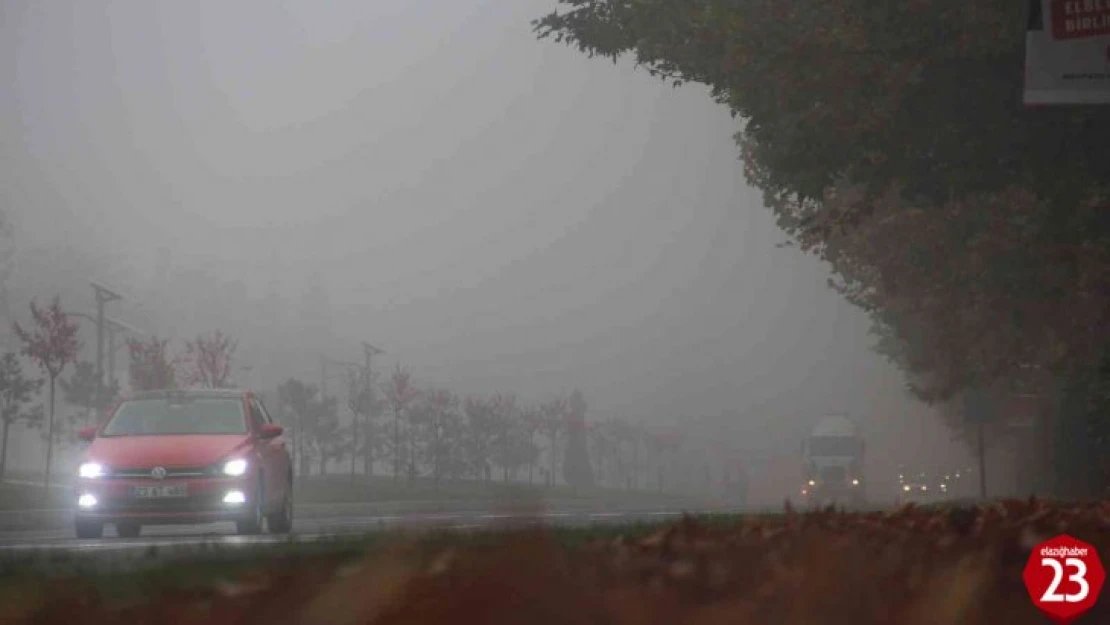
[272,369,697,492]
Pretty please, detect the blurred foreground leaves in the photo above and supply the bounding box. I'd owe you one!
[5,500,1110,624]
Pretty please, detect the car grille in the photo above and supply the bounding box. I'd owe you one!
[106,466,214,480]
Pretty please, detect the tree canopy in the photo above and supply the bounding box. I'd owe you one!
[533,2,1110,393]
[533,1,1110,493]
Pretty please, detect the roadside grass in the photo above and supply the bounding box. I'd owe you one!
[0,482,69,510]
[3,500,1108,624]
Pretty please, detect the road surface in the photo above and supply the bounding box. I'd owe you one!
[0,503,744,557]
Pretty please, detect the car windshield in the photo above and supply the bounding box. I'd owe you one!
[102,397,247,436]
[808,436,861,457]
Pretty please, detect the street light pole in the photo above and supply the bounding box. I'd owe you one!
[362,342,384,387]
[63,312,140,393]
[104,317,142,392]
[90,281,123,390]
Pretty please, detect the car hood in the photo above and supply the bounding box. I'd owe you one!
[86,434,251,469]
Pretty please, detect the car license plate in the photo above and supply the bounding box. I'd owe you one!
[130,484,187,499]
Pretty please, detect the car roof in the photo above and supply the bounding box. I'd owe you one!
[126,388,249,401]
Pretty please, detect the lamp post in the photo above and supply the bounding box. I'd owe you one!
[90,281,123,390]
[104,317,143,391]
[64,312,141,391]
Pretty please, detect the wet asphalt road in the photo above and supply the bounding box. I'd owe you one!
[0,505,741,555]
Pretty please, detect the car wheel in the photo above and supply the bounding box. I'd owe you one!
[266,482,293,534]
[75,519,104,539]
[116,522,141,538]
[236,477,264,535]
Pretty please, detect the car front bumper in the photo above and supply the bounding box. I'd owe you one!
[73,475,258,525]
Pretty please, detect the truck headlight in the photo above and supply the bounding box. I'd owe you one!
[222,459,248,476]
[903,485,911,492]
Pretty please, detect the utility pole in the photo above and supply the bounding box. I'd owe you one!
[90,281,123,390]
[64,311,140,411]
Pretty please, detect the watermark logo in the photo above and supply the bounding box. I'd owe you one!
[1023,534,1105,624]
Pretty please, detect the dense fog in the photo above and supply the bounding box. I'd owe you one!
[0,0,984,505]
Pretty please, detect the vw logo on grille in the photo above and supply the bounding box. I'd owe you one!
[151,467,167,480]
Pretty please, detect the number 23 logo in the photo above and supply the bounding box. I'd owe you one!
[1040,557,1090,603]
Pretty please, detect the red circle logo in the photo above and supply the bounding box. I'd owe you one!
[1023,534,1105,624]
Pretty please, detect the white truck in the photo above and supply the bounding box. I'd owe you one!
[800,415,867,508]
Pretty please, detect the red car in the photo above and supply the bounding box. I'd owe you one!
[73,389,294,539]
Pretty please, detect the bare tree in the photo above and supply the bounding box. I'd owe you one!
[0,352,42,479]
[0,210,14,333]
[126,335,178,391]
[13,297,80,491]
[538,396,567,487]
[382,363,417,482]
[278,378,313,477]
[463,395,497,482]
[181,330,237,388]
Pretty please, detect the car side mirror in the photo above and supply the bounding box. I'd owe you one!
[77,426,98,442]
[259,423,284,439]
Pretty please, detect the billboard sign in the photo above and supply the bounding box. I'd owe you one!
[1025,0,1110,104]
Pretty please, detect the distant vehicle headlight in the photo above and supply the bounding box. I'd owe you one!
[808,479,816,486]
[903,485,911,492]
[851,479,860,486]
[78,462,104,479]
[222,459,248,477]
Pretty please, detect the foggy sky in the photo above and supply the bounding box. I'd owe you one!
[1,1,973,488]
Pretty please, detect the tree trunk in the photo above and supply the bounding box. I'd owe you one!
[297,416,308,478]
[432,420,441,485]
[1053,368,1110,499]
[363,415,373,478]
[548,429,557,488]
[632,442,639,490]
[407,415,416,487]
[44,376,56,493]
[350,412,359,483]
[0,417,10,480]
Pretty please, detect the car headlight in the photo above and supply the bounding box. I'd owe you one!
[78,462,105,479]
[222,459,248,476]
[851,479,860,486]
[807,480,816,486]
[903,485,911,492]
